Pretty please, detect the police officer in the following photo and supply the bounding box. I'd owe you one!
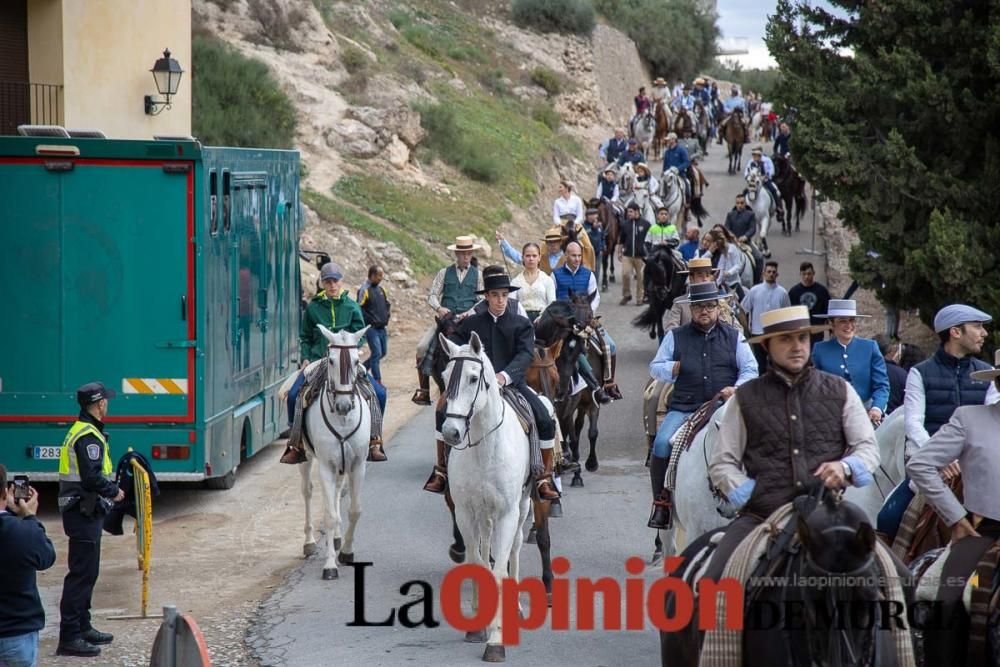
[56,382,123,657]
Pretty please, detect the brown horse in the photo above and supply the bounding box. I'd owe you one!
[772,154,808,233]
[592,197,619,291]
[557,292,604,488]
[689,163,710,227]
[724,109,747,175]
[673,107,694,139]
[650,100,671,160]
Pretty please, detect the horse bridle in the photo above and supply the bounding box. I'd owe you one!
[442,355,505,449]
[318,343,363,473]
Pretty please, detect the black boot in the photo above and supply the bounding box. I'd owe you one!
[647,455,672,529]
[648,490,674,530]
[411,370,432,405]
[57,639,101,657]
[579,366,610,404]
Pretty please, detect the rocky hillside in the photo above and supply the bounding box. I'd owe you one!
[194,0,647,333]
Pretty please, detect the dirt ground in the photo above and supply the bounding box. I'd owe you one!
[35,322,426,666]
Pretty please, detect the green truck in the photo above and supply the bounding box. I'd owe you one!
[0,135,302,488]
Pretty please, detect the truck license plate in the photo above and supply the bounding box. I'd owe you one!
[33,446,60,460]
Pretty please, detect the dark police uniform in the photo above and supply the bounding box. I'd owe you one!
[57,382,120,656]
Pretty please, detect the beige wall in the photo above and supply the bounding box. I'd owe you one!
[28,0,191,139]
[26,0,65,125]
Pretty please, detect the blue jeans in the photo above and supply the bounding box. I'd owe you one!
[652,409,693,459]
[603,329,617,356]
[370,374,387,413]
[287,372,386,426]
[876,478,915,539]
[364,328,388,381]
[0,631,38,667]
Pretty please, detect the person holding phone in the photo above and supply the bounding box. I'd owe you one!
[56,382,125,658]
[0,465,56,667]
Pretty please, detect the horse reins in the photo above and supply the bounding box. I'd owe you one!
[319,343,364,474]
[442,355,505,449]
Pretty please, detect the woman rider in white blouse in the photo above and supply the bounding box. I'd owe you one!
[552,180,584,227]
[511,242,556,321]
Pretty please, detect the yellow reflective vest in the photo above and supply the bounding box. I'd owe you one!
[58,420,113,486]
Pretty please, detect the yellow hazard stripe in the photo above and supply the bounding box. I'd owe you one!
[122,379,188,395]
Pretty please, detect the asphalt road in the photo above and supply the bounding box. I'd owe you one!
[248,142,825,666]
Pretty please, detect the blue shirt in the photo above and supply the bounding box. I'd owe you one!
[724,96,746,114]
[679,240,700,261]
[500,239,562,271]
[662,144,691,175]
[649,325,758,386]
[812,337,890,413]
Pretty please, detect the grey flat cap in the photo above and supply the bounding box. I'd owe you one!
[933,304,992,333]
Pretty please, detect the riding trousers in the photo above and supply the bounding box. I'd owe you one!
[286,368,386,427]
[652,409,694,459]
[435,381,555,443]
[876,478,915,540]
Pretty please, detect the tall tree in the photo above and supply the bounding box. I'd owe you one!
[766,0,1000,342]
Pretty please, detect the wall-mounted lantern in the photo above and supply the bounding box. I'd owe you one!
[144,49,184,116]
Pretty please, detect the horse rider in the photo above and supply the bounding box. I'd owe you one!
[723,194,755,246]
[646,205,679,248]
[678,227,700,262]
[651,77,669,108]
[412,237,483,405]
[877,303,997,542]
[596,165,622,213]
[670,78,685,102]
[617,137,645,166]
[281,261,387,464]
[56,382,124,657]
[631,86,651,132]
[647,281,759,529]
[601,128,628,164]
[704,228,749,300]
[907,351,1000,544]
[552,180,584,227]
[553,241,621,402]
[700,305,880,581]
[773,122,792,159]
[424,269,560,500]
[718,86,749,143]
[661,133,692,203]
[811,299,890,426]
[633,162,660,203]
[664,257,738,331]
[744,145,786,224]
[693,77,711,112]
[557,211,597,271]
[672,84,696,113]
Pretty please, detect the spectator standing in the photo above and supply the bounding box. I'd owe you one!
[0,465,56,667]
[740,261,792,371]
[358,266,391,383]
[874,334,909,414]
[787,261,831,348]
[678,227,701,262]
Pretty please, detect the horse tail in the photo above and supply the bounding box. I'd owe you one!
[631,306,661,333]
[690,198,710,221]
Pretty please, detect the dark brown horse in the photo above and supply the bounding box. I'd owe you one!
[633,245,686,340]
[558,291,603,487]
[725,109,747,175]
[592,197,619,291]
[430,313,460,395]
[772,154,807,234]
[673,106,694,139]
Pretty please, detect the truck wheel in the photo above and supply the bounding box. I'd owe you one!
[204,467,236,490]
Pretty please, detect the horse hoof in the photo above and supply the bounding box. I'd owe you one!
[334,537,342,551]
[465,629,488,643]
[322,567,339,580]
[549,499,563,518]
[547,592,553,608]
[483,644,506,662]
[585,454,599,473]
[303,542,318,558]
[337,551,354,564]
[526,527,537,544]
[449,544,466,564]
[570,474,584,488]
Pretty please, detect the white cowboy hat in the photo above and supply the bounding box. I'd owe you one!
[748,306,831,344]
[815,299,871,319]
[447,235,482,252]
[634,162,651,175]
[970,350,1000,382]
[653,77,667,86]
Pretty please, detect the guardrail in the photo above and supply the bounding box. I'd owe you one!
[0,81,62,135]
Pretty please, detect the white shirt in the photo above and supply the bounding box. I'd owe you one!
[511,271,556,314]
[553,195,584,227]
[902,366,1000,448]
[740,282,791,334]
[744,155,775,180]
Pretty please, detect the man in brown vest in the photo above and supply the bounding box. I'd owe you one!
[702,306,881,581]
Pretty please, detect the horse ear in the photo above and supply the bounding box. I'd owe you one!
[855,522,876,554]
[438,333,459,359]
[469,331,483,357]
[355,325,371,343]
[317,324,336,345]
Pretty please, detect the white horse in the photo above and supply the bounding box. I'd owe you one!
[658,403,907,558]
[618,161,636,195]
[658,166,686,232]
[438,332,532,663]
[630,108,656,153]
[745,164,776,258]
[628,181,658,228]
[278,324,371,580]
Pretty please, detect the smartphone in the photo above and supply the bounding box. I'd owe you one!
[12,475,29,502]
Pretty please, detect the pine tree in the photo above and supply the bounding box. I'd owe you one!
[766,1,1000,341]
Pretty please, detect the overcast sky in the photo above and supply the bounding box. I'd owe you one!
[716,0,779,69]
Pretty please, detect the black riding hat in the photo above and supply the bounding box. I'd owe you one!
[476,273,520,295]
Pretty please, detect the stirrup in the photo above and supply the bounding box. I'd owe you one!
[604,383,624,401]
[411,389,431,405]
[279,444,307,465]
[536,476,560,500]
[423,465,448,493]
[367,441,387,462]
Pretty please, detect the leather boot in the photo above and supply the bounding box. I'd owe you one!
[648,489,674,530]
[423,440,448,493]
[411,370,432,405]
[605,355,624,400]
[367,437,387,462]
[536,449,560,500]
[279,443,307,464]
[579,365,610,404]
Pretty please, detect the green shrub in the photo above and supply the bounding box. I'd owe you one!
[478,68,508,96]
[531,103,561,131]
[402,25,441,58]
[447,44,486,63]
[418,102,502,183]
[387,8,410,29]
[191,35,297,148]
[340,45,368,74]
[530,67,561,96]
[510,0,595,35]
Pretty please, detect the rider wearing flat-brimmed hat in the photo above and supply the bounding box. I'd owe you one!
[700,305,879,581]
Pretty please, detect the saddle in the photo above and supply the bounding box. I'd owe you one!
[892,477,963,565]
[286,359,328,452]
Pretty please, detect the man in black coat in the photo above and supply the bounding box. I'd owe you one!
[724,194,756,243]
[423,270,559,500]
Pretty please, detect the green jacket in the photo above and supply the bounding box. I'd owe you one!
[300,289,367,362]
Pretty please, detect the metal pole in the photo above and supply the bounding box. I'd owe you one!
[796,183,825,257]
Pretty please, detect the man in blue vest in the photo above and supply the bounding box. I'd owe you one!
[877,303,998,540]
[600,128,628,164]
[56,383,124,657]
[412,236,484,405]
[646,282,758,529]
[553,242,618,402]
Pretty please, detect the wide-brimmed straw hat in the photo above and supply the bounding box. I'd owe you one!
[447,235,481,252]
[748,306,831,344]
[676,281,722,304]
[815,299,871,319]
[602,164,618,175]
[476,272,519,295]
[970,350,1000,382]
[678,257,720,275]
[635,162,651,176]
[544,226,563,242]
[653,77,667,86]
